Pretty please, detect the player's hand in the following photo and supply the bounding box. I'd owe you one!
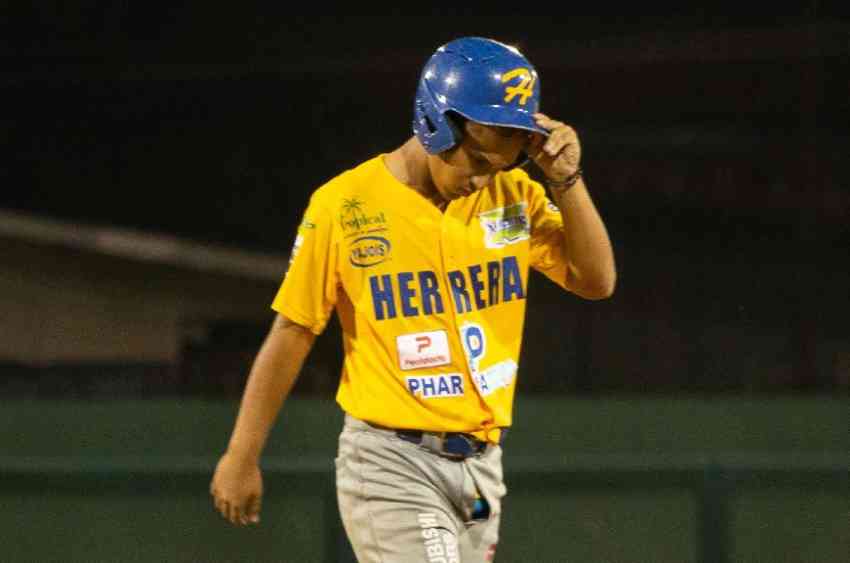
[528,113,581,183]
[210,451,263,526]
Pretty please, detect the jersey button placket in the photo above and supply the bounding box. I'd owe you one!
[439,208,483,410]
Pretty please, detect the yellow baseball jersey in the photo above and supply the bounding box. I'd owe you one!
[272,155,568,443]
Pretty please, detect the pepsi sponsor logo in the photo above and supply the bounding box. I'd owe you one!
[349,236,391,268]
[406,374,464,399]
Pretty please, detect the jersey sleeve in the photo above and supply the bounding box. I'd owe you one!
[271,189,339,334]
[527,180,569,290]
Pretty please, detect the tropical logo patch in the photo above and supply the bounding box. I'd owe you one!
[478,203,530,249]
[340,198,388,237]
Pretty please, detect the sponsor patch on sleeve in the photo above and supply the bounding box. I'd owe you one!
[285,234,304,273]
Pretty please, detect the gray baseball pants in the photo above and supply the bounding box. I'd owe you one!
[335,414,506,562]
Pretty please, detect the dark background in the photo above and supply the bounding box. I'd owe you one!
[4,7,848,396]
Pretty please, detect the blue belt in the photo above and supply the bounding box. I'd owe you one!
[395,429,504,459]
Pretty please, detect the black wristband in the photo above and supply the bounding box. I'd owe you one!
[546,166,583,193]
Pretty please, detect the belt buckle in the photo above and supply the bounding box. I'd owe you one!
[397,429,484,459]
[442,433,482,459]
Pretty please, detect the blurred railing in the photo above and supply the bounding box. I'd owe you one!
[2,455,847,563]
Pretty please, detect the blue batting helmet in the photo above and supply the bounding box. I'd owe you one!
[413,37,548,154]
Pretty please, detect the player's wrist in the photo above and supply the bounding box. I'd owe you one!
[225,441,262,464]
[546,166,582,191]
[546,167,584,200]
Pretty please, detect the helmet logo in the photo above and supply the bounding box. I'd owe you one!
[501,68,536,106]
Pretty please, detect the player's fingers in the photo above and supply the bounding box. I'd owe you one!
[222,499,237,525]
[534,112,566,132]
[236,503,249,526]
[222,500,232,523]
[543,136,566,157]
[237,499,254,526]
[534,112,554,126]
[543,127,576,157]
[226,501,242,525]
[214,494,226,517]
[247,494,262,524]
[557,143,581,168]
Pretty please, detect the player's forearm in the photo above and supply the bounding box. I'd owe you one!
[554,179,616,299]
[225,315,316,462]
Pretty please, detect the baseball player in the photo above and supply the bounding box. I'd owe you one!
[211,37,616,562]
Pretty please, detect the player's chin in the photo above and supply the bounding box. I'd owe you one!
[436,178,477,200]
[449,183,476,199]
[436,186,464,201]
